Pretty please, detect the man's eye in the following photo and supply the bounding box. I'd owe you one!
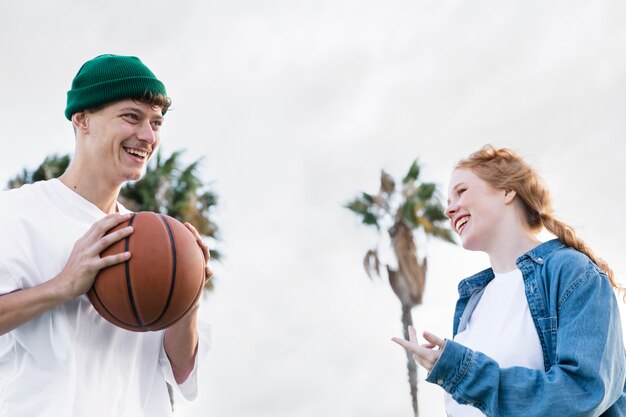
[124,114,139,121]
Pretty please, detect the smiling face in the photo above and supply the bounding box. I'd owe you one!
[445,168,511,252]
[75,99,163,185]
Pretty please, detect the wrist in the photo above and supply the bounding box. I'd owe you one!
[48,273,77,303]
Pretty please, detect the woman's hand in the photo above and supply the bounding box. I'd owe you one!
[392,326,446,372]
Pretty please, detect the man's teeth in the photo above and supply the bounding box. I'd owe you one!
[456,217,469,233]
[125,148,148,158]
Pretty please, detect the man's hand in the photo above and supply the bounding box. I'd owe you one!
[184,222,213,285]
[53,213,134,301]
[0,212,134,335]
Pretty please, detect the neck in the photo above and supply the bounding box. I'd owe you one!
[487,231,541,273]
[58,165,122,214]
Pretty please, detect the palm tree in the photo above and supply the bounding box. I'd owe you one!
[346,160,454,417]
[7,154,71,189]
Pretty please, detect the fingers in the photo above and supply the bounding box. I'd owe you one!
[184,222,213,285]
[391,327,445,372]
[95,226,134,254]
[98,251,131,268]
[185,222,210,261]
[423,331,445,349]
[96,213,132,235]
[81,213,131,246]
[391,336,417,353]
[408,325,418,344]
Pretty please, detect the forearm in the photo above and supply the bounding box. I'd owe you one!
[430,337,624,416]
[0,276,70,335]
[163,307,199,384]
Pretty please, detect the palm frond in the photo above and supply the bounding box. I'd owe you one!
[380,170,395,194]
[345,195,380,230]
[363,249,381,280]
[402,160,420,184]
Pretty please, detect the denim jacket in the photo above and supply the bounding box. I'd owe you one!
[427,239,626,416]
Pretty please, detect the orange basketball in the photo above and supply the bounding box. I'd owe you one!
[88,211,205,332]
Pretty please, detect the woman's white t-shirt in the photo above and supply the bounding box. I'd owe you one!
[444,269,545,417]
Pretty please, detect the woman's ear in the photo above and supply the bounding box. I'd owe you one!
[504,189,517,205]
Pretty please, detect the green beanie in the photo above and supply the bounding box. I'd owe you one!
[65,54,168,120]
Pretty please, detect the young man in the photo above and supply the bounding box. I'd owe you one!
[0,54,211,416]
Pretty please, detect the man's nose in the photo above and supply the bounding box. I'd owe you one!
[137,120,157,145]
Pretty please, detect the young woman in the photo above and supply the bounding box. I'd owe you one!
[392,145,626,416]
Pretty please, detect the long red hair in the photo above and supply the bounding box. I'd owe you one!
[457,145,624,299]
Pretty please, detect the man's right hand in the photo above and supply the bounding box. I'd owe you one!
[0,213,134,335]
[53,213,134,301]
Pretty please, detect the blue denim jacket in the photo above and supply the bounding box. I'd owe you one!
[427,239,626,416]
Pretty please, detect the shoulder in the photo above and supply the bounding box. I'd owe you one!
[543,244,600,278]
[0,180,56,234]
[542,243,609,304]
[2,180,53,206]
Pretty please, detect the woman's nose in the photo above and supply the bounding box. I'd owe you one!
[445,201,456,219]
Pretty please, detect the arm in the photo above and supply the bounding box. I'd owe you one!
[163,222,212,384]
[163,305,200,384]
[0,213,133,335]
[426,267,625,416]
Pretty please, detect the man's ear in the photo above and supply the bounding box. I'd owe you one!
[71,111,89,133]
[504,189,517,205]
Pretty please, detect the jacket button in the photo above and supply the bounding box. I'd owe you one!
[437,379,444,385]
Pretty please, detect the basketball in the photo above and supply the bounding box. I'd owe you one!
[88,211,206,332]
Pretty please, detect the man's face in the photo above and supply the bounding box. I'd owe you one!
[78,99,163,184]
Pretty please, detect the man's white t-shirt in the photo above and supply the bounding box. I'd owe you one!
[444,269,545,417]
[0,179,209,417]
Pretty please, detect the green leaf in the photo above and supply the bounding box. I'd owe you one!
[362,212,379,229]
[402,160,420,184]
[401,200,419,228]
[417,182,436,201]
[345,198,370,216]
[424,203,448,222]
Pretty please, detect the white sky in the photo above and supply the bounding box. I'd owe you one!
[1,1,625,416]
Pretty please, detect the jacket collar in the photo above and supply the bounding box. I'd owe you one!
[457,239,565,297]
[516,238,566,266]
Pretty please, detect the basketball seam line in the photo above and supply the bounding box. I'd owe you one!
[126,213,148,331]
[142,214,177,327]
[92,215,142,330]
[160,271,204,329]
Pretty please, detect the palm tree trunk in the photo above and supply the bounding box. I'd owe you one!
[401,304,419,417]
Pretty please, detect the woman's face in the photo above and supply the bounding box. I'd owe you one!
[445,168,509,252]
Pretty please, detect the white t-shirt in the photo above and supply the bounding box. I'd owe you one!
[444,269,545,417]
[0,179,209,417]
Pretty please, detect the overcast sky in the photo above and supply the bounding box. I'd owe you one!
[1,1,626,416]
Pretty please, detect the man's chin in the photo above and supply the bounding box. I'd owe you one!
[122,171,144,183]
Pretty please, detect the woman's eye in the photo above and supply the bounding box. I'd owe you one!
[458,188,466,195]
